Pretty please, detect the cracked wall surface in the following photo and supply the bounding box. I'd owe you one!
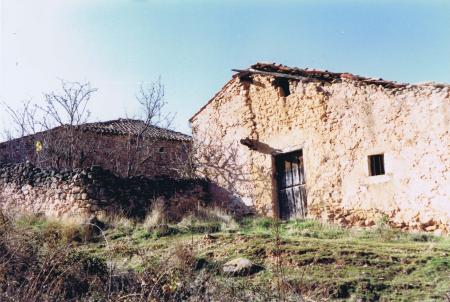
[191,74,450,233]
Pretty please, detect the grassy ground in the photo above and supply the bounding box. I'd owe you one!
[2,212,450,301]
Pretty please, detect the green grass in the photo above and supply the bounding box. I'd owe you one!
[10,215,450,301]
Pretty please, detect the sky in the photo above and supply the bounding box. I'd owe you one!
[1,0,450,136]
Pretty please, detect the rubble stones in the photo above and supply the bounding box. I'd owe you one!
[0,162,209,220]
[222,258,262,276]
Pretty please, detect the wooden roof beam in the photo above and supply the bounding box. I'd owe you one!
[232,68,319,82]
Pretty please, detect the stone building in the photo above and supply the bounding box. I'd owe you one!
[0,119,191,178]
[190,63,450,232]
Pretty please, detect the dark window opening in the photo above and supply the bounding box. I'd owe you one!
[159,147,165,153]
[274,77,291,97]
[239,74,253,83]
[369,154,385,176]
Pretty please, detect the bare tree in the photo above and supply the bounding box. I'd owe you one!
[39,80,97,129]
[1,100,40,163]
[124,78,176,177]
[3,100,39,138]
[136,78,173,128]
[36,80,97,169]
[0,129,13,143]
[1,80,97,169]
[177,125,252,185]
[170,125,261,216]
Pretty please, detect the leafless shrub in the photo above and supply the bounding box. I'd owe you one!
[40,80,97,128]
[2,100,39,138]
[37,80,97,169]
[136,78,174,128]
[110,240,137,259]
[177,206,239,232]
[143,198,167,230]
[170,123,267,218]
[172,242,198,273]
[123,79,178,177]
[0,213,108,301]
[2,80,97,169]
[1,100,40,162]
[102,213,136,232]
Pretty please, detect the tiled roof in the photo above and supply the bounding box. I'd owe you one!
[79,119,191,141]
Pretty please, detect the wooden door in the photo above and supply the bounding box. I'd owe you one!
[275,150,307,219]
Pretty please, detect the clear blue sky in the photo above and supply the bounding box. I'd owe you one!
[1,0,449,135]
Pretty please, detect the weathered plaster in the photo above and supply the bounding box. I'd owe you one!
[191,74,450,232]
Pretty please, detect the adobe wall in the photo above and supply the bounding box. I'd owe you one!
[0,162,208,220]
[191,75,450,233]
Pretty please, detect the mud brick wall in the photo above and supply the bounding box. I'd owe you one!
[191,75,450,233]
[0,162,208,220]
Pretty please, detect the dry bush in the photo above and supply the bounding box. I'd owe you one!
[203,207,239,231]
[143,198,167,230]
[177,206,239,233]
[101,212,136,232]
[110,240,137,259]
[0,213,109,301]
[13,213,90,244]
[171,242,199,273]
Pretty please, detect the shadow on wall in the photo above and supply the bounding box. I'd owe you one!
[240,137,282,155]
[208,182,254,217]
[187,127,274,216]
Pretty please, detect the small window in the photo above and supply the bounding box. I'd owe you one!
[273,77,290,97]
[159,148,167,161]
[368,154,385,176]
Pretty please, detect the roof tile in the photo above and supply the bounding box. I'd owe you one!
[79,119,191,141]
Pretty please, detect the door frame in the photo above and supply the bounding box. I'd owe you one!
[273,149,307,220]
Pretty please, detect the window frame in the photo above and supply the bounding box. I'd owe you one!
[368,154,385,176]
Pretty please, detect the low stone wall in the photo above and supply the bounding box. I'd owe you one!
[311,205,448,235]
[0,162,208,220]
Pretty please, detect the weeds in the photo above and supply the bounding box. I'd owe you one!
[177,207,237,234]
[0,214,108,301]
[1,210,449,301]
[143,198,167,230]
[273,218,287,302]
[102,213,135,233]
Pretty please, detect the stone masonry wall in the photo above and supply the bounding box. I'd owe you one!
[0,162,208,220]
[0,130,188,178]
[191,75,450,233]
